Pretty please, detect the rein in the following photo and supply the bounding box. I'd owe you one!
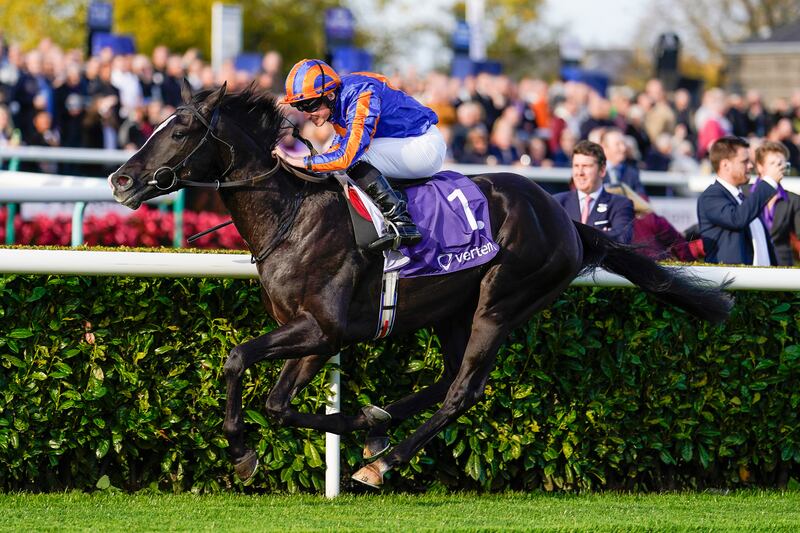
[166,105,332,262]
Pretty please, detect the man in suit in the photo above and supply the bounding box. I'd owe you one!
[600,128,648,198]
[747,141,800,265]
[697,136,780,265]
[554,140,635,243]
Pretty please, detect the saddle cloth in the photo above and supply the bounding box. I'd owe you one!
[341,170,499,278]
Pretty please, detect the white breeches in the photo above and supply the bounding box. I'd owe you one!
[360,125,446,179]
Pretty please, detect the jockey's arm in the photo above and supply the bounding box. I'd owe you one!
[303,91,381,173]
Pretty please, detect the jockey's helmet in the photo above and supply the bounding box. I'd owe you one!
[282,59,341,107]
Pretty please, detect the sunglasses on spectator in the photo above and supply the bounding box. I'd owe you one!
[292,98,324,113]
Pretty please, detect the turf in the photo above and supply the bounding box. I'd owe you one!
[0,491,798,532]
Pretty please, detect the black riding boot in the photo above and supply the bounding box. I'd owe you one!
[349,161,422,251]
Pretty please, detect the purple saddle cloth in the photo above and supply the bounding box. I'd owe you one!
[396,170,499,278]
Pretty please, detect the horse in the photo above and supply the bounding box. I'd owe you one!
[108,81,733,489]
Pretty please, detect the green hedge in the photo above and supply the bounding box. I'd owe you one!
[1,274,799,493]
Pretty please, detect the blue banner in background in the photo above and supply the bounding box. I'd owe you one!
[325,8,356,45]
[331,46,372,74]
[91,33,135,56]
[87,1,113,31]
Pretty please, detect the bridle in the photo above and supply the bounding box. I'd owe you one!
[147,104,236,191]
[146,104,330,191]
[143,101,334,263]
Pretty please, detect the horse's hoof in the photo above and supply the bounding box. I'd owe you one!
[363,436,391,462]
[233,450,259,483]
[352,462,384,489]
[361,405,391,427]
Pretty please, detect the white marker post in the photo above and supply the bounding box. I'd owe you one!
[325,353,341,498]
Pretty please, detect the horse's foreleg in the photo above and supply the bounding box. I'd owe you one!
[222,313,336,480]
[362,319,470,460]
[263,356,390,434]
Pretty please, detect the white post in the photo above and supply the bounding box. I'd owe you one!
[325,353,341,498]
[211,3,243,74]
[466,0,486,61]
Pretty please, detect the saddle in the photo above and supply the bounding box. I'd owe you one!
[342,170,499,278]
[345,177,427,249]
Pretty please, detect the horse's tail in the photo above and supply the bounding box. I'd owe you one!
[574,221,733,323]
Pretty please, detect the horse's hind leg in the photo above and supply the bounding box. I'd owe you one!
[363,318,470,460]
[353,260,579,488]
[353,313,508,488]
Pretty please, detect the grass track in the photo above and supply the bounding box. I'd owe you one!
[1,491,799,532]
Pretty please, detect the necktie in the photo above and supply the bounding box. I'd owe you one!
[738,192,744,203]
[581,195,592,224]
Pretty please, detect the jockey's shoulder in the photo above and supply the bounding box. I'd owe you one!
[341,71,392,88]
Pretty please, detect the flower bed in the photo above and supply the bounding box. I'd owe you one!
[0,206,247,249]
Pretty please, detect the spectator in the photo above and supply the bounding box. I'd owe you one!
[160,55,184,107]
[0,103,18,146]
[726,93,749,137]
[524,136,552,167]
[645,133,673,172]
[12,50,52,140]
[696,88,731,159]
[625,104,651,160]
[451,101,484,163]
[670,140,701,174]
[746,89,770,138]
[131,54,155,101]
[606,183,695,261]
[553,140,634,243]
[53,62,86,132]
[488,119,521,166]
[460,126,491,165]
[600,127,646,196]
[673,88,696,144]
[423,72,457,128]
[767,117,800,170]
[0,42,22,104]
[118,103,149,150]
[552,127,577,168]
[643,78,676,142]
[111,54,143,118]
[150,45,169,103]
[746,141,800,265]
[24,109,59,173]
[473,72,502,131]
[697,136,779,265]
[608,85,634,132]
[579,93,614,140]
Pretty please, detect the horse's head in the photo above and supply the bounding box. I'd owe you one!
[109,80,232,209]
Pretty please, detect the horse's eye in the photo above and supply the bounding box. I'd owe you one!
[172,131,186,140]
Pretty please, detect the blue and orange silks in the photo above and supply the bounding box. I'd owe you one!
[302,72,439,173]
[282,59,341,104]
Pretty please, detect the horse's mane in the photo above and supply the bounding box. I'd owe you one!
[192,83,286,152]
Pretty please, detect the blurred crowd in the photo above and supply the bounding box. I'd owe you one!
[3,37,800,187]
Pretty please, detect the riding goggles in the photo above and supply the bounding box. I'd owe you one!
[292,97,325,113]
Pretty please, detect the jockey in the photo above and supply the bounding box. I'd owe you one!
[274,58,447,251]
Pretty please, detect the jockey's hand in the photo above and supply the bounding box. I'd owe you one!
[272,147,306,169]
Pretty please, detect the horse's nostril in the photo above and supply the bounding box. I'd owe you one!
[113,174,134,190]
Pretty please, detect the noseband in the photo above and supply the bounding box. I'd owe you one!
[147,105,236,191]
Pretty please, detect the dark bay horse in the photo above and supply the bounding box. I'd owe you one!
[108,82,733,489]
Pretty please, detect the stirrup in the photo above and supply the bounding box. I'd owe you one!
[368,220,402,252]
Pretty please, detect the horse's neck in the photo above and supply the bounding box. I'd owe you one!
[219,165,347,260]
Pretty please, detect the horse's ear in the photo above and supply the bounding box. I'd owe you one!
[181,78,193,104]
[203,82,227,110]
